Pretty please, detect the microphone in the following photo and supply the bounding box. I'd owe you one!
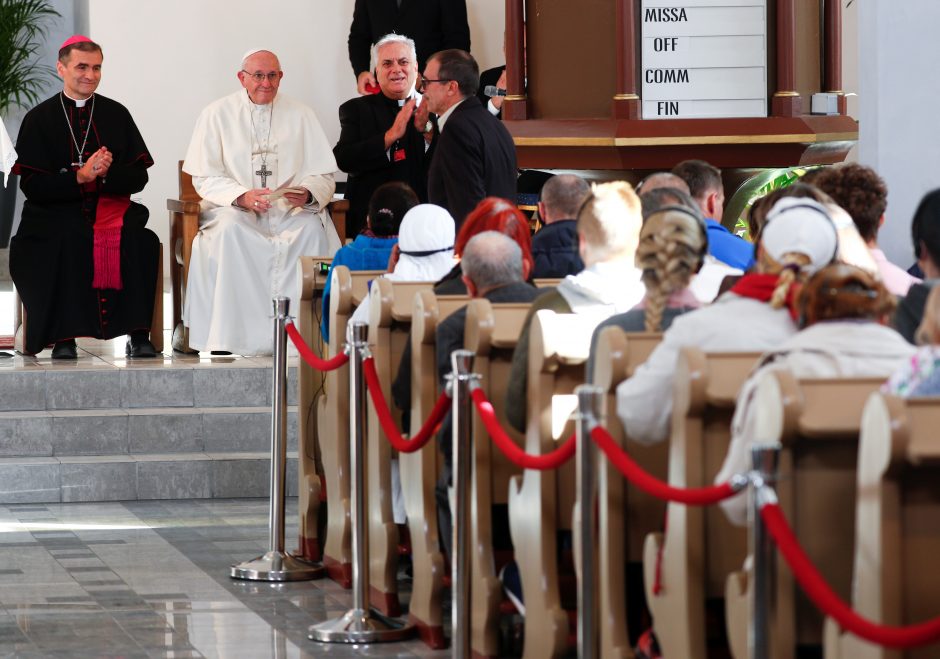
[484,85,507,97]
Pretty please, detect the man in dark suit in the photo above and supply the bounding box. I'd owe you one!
[421,49,517,228]
[477,64,506,118]
[348,0,470,95]
[334,34,434,238]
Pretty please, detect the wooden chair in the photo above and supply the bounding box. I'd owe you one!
[590,326,666,659]
[14,244,164,354]
[167,161,348,352]
[465,298,533,658]
[294,255,336,562]
[315,265,385,586]
[364,278,435,617]
[642,347,762,659]
[824,393,940,659]
[404,290,470,647]
[724,371,887,659]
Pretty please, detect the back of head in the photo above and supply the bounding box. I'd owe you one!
[811,163,887,243]
[758,197,839,309]
[747,182,832,243]
[915,285,940,346]
[455,197,534,276]
[911,188,940,269]
[637,172,691,196]
[368,182,419,236]
[430,49,479,97]
[460,230,524,290]
[798,263,895,328]
[539,174,590,222]
[637,207,709,331]
[640,186,699,219]
[671,159,722,201]
[576,181,643,263]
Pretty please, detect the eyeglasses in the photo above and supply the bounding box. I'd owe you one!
[417,76,452,92]
[241,71,281,83]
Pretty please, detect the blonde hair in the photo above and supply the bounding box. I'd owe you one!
[576,181,643,263]
[915,285,940,345]
[759,251,812,309]
[637,209,707,331]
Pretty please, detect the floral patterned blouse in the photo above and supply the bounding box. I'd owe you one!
[883,346,940,397]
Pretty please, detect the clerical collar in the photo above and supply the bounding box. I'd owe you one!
[62,90,93,107]
[436,98,464,133]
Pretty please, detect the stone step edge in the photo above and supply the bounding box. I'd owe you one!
[0,451,299,465]
[0,405,300,419]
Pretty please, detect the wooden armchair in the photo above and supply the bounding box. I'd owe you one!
[167,160,348,352]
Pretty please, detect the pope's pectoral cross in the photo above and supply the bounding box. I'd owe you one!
[256,163,272,187]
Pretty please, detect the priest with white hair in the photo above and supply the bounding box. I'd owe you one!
[182,48,341,355]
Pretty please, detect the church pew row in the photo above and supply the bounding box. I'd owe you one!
[723,371,886,659]
[365,278,436,617]
[825,394,940,659]
[590,326,668,659]
[642,347,762,659]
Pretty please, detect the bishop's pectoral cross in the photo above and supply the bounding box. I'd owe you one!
[256,163,272,188]
[71,158,84,169]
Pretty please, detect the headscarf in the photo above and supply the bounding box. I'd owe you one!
[760,197,839,275]
[387,204,456,282]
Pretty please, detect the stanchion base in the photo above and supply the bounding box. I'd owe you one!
[230,551,323,582]
[308,607,415,644]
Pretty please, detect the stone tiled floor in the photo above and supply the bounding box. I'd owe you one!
[0,499,448,658]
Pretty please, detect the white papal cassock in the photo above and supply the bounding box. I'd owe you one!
[182,90,340,354]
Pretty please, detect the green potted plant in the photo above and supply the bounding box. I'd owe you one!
[0,0,61,248]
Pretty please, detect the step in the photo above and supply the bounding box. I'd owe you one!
[0,452,300,504]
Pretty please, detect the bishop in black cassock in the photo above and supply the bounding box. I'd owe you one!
[10,37,159,357]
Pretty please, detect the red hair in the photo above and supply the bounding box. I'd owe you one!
[455,197,534,275]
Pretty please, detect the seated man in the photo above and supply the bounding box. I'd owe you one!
[506,181,646,432]
[10,35,159,359]
[672,159,754,271]
[530,174,589,279]
[894,189,940,342]
[334,33,434,239]
[182,49,340,355]
[320,181,418,342]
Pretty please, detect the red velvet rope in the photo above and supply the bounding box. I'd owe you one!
[761,502,940,649]
[589,426,740,506]
[361,357,450,453]
[470,387,576,470]
[285,322,350,371]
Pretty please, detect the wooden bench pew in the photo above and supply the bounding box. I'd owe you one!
[590,326,666,659]
[825,393,940,659]
[643,347,762,659]
[724,371,886,659]
[315,265,385,586]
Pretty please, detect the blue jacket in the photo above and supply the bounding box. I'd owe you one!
[321,235,398,341]
[531,219,583,279]
[705,219,754,271]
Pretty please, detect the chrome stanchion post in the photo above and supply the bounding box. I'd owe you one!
[575,385,605,659]
[749,443,781,659]
[449,349,478,659]
[309,321,415,643]
[231,297,323,581]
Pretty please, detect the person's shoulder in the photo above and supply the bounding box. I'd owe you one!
[339,93,374,113]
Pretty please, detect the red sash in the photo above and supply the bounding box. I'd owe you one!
[92,194,129,290]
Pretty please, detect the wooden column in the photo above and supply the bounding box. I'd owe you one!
[503,0,528,120]
[613,0,640,119]
[772,0,802,116]
[824,0,847,114]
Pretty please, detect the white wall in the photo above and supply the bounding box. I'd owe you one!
[83,0,505,268]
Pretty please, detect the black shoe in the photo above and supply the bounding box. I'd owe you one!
[125,335,158,359]
[210,350,232,356]
[51,339,78,360]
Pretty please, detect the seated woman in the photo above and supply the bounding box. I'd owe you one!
[884,284,940,396]
[716,263,914,525]
[589,204,709,377]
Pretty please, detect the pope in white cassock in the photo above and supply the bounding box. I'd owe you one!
[182,49,340,355]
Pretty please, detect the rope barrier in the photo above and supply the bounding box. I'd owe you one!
[761,501,940,649]
[285,321,350,371]
[470,387,576,470]
[590,426,743,506]
[361,357,450,453]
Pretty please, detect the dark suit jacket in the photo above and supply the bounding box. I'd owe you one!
[427,96,517,227]
[348,0,470,76]
[476,65,506,119]
[334,92,433,237]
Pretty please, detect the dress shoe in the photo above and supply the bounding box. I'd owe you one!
[210,350,232,356]
[51,339,78,360]
[125,335,158,359]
